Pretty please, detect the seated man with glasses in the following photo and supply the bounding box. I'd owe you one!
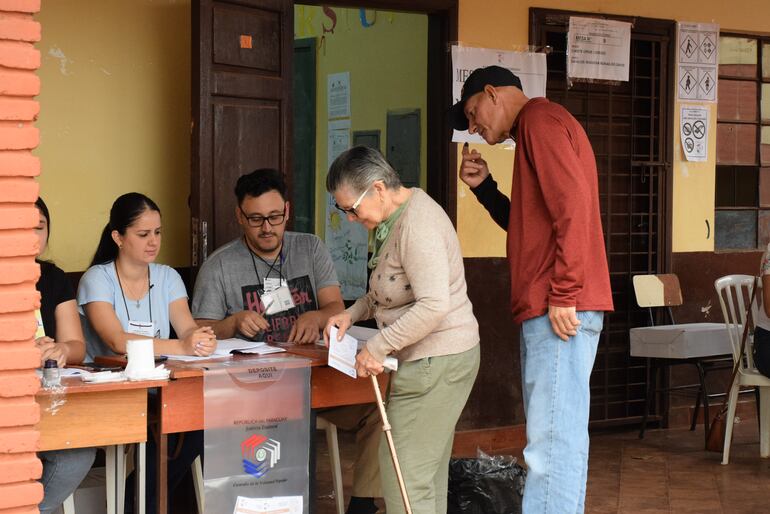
[191,168,382,514]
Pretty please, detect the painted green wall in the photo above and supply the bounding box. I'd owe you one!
[294,6,428,237]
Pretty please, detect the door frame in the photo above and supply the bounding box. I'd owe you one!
[292,0,459,224]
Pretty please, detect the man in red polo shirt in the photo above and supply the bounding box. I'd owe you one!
[453,66,613,513]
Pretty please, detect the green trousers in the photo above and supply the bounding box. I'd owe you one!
[379,345,480,514]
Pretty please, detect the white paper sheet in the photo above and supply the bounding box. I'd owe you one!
[327,71,350,119]
[567,17,631,83]
[677,22,719,102]
[164,339,281,361]
[327,326,358,379]
[233,495,303,514]
[451,45,547,144]
[680,106,709,161]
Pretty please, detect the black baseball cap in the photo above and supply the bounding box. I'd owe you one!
[450,65,523,131]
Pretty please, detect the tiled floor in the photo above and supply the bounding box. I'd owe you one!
[313,420,770,513]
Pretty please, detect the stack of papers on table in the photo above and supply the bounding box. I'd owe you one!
[164,338,286,361]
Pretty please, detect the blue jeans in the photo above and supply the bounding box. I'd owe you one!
[39,447,97,514]
[520,311,602,514]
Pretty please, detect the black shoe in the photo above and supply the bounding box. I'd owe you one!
[345,496,378,514]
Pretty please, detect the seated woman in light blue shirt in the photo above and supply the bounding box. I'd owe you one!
[78,192,216,359]
[78,192,215,514]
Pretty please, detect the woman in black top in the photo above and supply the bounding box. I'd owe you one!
[34,197,95,514]
[34,197,86,366]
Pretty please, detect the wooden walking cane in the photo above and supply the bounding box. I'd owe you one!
[370,374,413,514]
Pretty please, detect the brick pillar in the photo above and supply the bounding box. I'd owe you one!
[0,0,44,512]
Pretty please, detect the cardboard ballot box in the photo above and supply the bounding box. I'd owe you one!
[630,322,733,359]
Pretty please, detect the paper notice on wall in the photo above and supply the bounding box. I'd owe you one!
[567,17,631,82]
[233,496,303,514]
[327,72,350,119]
[451,45,546,144]
[327,119,350,169]
[677,22,719,102]
[325,119,367,300]
[680,106,709,161]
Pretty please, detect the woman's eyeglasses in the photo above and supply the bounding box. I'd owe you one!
[335,184,373,217]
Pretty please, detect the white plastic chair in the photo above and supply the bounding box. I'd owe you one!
[316,417,344,514]
[714,274,770,464]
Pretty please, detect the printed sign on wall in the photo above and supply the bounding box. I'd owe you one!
[451,45,547,144]
[677,22,719,102]
[567,17,631,82]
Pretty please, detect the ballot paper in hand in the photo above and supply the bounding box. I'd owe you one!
[328,325,358,379]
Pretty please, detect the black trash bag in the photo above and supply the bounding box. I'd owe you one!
[447,450,526,514]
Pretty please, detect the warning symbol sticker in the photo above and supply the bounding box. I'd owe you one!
[680,34,698,62]
[680,106,709,162]
[677,22,719,102]
[698,70,716,101]
[700,34,716,63]
[679,67,698,99]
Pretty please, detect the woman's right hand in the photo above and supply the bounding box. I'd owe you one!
[183,326,217,356]
[36,336,67,368]
[323,312,352,348]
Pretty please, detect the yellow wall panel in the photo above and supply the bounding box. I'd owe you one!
[37,0,191,271]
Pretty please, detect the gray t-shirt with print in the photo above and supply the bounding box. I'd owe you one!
[191,232,339,343]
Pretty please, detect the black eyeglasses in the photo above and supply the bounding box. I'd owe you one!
[239,206,287,228]
[334,184,373,217]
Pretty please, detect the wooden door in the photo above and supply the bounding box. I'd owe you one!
[192,0,293,268]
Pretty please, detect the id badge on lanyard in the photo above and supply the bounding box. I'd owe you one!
[127,320,156,338]
[263,277,287,293]
[260,285,295,315]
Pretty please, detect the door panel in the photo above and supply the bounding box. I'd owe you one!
[212,99,282,248]
[192,0,292,267]
[212,5,281,71]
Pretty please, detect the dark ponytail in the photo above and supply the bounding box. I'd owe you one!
[90,193,161,267]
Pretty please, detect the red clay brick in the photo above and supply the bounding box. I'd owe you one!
[0,126,38,150]
[0,453,41,484]
[0,286,38,314]
[0,178,37,203]
[0,16,39,43]
[0,152,39,177]
[0,341,40,369]
[0,397,39,427]
[0,480,42,510]
[0,313,36,341]
[0,41,38,70]
[0,231,37,258]
[0,70,39,96]
[0,205,37,229]
[0,371,38,399]
[0,427,38,453]
[0,99,37,121]
[0,1,40,14]
[0,261,39,285]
